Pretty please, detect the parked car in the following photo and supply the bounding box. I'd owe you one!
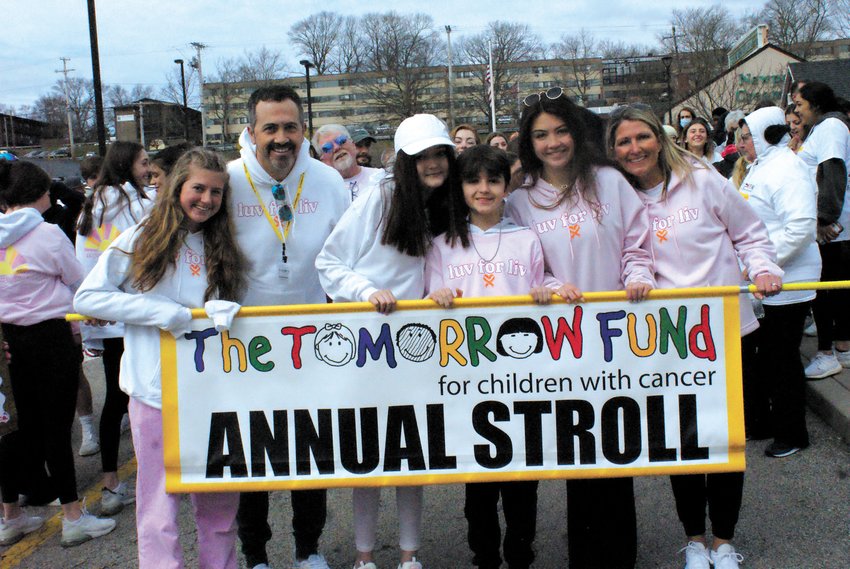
[23,149,43,158]
[48,148,71,158]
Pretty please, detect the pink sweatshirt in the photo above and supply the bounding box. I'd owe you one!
[425,219,544,297]
[0,208,84,326]
[635,162,781,335]
[505,166,654,292]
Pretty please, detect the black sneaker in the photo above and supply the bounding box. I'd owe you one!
[765,441,807,458]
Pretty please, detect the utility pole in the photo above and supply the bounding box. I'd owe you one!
[190,42,207,147]
[445,25,455,129]
[87,0,106,156]
[56,57,76,158]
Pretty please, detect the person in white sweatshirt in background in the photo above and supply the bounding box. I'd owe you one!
[74,149,248,569]
[738,107,821,457]
[75,140,156,514]
[425,144,550,569]
[316,113,457,569]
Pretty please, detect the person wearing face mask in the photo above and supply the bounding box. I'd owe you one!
[675,107,696,146]
[312,124,383,201]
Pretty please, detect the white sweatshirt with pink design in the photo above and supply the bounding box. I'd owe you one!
[635,163,782,335]
[425,218,544,297]
[504,166,654,292]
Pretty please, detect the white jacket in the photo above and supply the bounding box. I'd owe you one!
[74,225,205,409]
[228,129,350,307]
[740,107,821,305]
[316,181,425,302]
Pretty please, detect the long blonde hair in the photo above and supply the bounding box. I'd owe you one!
[131,149,246,302]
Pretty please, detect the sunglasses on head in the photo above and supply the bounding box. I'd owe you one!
[522,87,565,107]
[321,134,349,154]
[271,184,293,222]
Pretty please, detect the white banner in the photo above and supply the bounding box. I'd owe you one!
[161,294,744,492]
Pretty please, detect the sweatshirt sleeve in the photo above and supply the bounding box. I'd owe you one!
[48,225,85,292]
[73,228,192,331]
[615,174,656,286]
[315,189,382,302]
[530,234,545,288]
[770,162,818,266]
[715,178,783,278]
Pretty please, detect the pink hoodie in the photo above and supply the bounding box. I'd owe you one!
[425,218,544,297]
[635,162,781,335]
[505,166,654,292]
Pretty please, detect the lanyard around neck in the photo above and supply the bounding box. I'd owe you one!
[242,162,305,243]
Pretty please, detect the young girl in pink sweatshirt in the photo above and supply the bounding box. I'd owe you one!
[425,143,550,569]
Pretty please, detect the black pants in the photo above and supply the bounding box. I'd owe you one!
[237,489,327,566]
[566,478,636,569]
[465,481,538,569]
[2,320,80,504]
[813,241,850,350]
[669,472,744,540]
[759,302,810,447]
[100,337,128,472]
[741,331,770,438]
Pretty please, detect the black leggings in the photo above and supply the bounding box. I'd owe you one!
[100,337,128,473]
[813,241,850,350]
[2,320,80,505]
[669,472,744,540]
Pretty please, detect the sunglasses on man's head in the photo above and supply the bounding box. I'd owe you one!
[321,135,349,154]
[522,87,565,107]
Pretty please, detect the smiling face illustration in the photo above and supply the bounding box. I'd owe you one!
[499,332,538,359]
[314,324,356,367]
[396,323,437,363]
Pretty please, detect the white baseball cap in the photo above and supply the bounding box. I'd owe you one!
[394,114,455,156]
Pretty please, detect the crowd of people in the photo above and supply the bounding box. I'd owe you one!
[0,77,848,569]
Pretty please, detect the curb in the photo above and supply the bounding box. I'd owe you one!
[801,337,850,443]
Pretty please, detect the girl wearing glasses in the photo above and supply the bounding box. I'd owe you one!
[75,149,247,568]
[316,114,455,569]
[505,88,654,569]
[75,141,155,516]
[607,107,781,569]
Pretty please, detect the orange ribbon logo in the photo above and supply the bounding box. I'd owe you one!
[656,229,668,243]
[190,264,201,276]
[569,224,581,239]
[483,273,495,287]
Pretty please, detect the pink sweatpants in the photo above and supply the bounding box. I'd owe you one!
[129,398,239,569]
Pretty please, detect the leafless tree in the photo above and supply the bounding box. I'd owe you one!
[161,65,200,110]
[333,16,365,75]
[552,29,600,104]
[459,21,544,126]
[33,92,69,139]
[835,0,850,36]
[755,0,833,58]
[357,12,444,121]
[206,58,244,143]
[51,77,95,140]
[290,11,342,75]
[598,39,655,59]
[239,46,288,84]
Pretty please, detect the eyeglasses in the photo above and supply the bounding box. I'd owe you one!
[522,87,565,107]
[321,134,349,154]
[271,184,293,222]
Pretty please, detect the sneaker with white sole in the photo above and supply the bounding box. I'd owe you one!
[60,508,116,547]
[251,564,271,569]
[397,559,423,569]
[680,541,711,569]
[354,562,378,569]
[0,513,44,546]
[100,481,135,515]
[79,432,100,457]
[835,349,850,368]
[803,320,817,337]
[296,553,331,569]
[711,543,744,569]
[804,352,842,379]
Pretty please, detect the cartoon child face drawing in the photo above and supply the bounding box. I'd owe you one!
[314,324,356,367]
[396,323,437,362]
[496,318,543,359]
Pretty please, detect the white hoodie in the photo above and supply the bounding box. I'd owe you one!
[228,128,350,306]
[740,107,821,306]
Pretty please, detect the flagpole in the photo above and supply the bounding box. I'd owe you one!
[488,40,496,132]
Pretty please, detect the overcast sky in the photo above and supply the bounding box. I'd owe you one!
[0,0,762,109]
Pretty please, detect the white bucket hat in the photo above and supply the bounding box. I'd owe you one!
[394,114,455,156]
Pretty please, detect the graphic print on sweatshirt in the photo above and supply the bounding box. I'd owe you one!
[446,256,532,288]
[651,207,700,244]
[0,246,29,277]
[83,223,121,258]
[183,247,206,278]
[235,198,320,221]
[532,203,611,240]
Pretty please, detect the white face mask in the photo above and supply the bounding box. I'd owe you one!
[679,117,692,129]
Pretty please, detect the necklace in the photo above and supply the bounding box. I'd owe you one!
[470,223,503,264]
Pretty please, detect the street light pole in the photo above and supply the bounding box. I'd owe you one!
[174,58,189,142]
[299,59,315,139]
[662,55,673,125]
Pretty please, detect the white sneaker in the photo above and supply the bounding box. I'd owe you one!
[0,513,44,546]
[60,508,116,547]
[100,481,135,515]
[711,544,744,569]
[680,541,711,569]
[296,554,331,569]
[804,352,843,379]
[397,559,422,569]
[79,431,100,457]
[835,349,850,368]
[803,320,817,336]
[354,562,378,569]
[252,565,271,569]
